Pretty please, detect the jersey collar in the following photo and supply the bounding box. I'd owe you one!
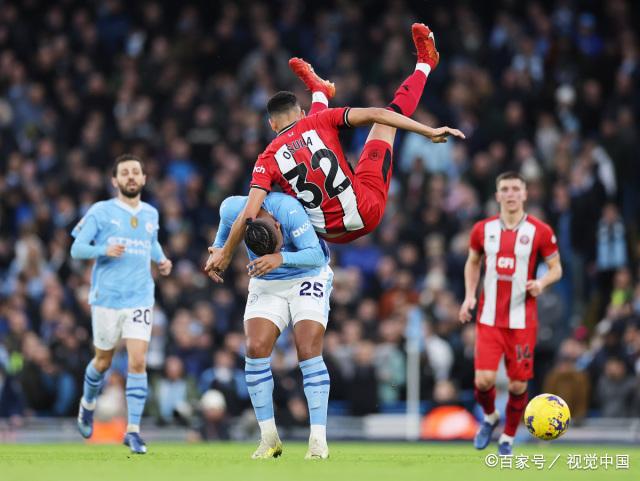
[114,198,143,215]
[277,121,298,136]
[500,213,528,231]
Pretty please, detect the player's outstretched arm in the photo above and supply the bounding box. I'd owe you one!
[459,248,482,323]
[204,187,267,282]
[346,107,465,143]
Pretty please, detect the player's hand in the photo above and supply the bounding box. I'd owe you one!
[526,279,544,297]
[106,244,126,257]
[459,297,476,323]
[427,126,466,143]
[204,247,225,283]
[247,253,283,278]
[158,259,172,276]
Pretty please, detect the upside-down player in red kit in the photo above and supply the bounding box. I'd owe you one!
[205,24,465,281]
[459,171,563,455]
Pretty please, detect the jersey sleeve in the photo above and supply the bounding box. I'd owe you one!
[71,205,101,239]
[538,223,559,260]
[315,107,352,131]
[250,152,278,192]
[281,209,326,268]
[212,197,246,248]
[70,205,106,259]
[469,221,484,253]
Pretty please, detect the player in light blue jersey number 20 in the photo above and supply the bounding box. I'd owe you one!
[206,193,333,460]
[70,154,172,454]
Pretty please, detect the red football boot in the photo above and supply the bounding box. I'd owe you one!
[288,57,336,99]
[412,23,439,70]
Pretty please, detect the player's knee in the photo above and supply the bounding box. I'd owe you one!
[93,355,112,373]
[508,380,527,395]
[246,337,273,359]
[296,344,322,362]
[128,356,146,374]
[475,375,496,391]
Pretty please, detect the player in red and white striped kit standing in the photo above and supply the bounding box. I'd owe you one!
[459,171,563,455]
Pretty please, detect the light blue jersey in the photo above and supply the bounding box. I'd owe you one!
[70,198,166,309]
[213,193,329,280]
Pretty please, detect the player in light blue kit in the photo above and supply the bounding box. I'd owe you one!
[206,193,333,460]
[70,154,172,454]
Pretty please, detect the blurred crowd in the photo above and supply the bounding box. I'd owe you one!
[1,0,640,435]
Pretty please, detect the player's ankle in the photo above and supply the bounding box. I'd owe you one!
[259,418,278,437]
[484,410,499,424]
[126,424,140,434]
[312,91,329,106]
[415,63,432,76]
[81,398,96,410]
[310,424,326,442]
[499,433,514,445]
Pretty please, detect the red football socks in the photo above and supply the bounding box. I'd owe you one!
[474,385,496,415]
[504,391,528,436]
[386,70,427,117]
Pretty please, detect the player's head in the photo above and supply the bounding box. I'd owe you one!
[495,171,527,214]
[267,91,304,132]
[244,210,283,256]
[112,153,146,199]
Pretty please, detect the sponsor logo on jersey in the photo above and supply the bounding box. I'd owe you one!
[292,221,311,238]
[107,236,151,256]
[253,165,266,174]
[497,256,515,269]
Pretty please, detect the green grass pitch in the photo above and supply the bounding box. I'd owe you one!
[0,442,638,481]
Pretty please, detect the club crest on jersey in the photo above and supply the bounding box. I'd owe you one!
[248,294,258,305]
[519,235,530,245]
[145,222,154,233]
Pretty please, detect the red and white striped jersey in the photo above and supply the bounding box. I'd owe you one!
[470,214,558,329]
[250,107,365,235]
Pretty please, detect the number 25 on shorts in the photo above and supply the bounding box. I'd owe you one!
[300,281,324,298]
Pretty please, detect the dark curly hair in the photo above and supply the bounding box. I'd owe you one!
[244,218,278,256]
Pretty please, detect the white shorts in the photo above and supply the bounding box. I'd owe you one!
[91,305,153,350]
[244,266,333,332]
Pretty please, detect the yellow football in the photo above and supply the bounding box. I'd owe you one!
[524,393,571,440]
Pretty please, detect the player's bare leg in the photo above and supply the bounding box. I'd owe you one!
[293,320,330,460]
[289,57,335,115]
[245,318,283,459]
[473,369,500,450]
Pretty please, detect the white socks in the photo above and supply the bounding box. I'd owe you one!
[259,418,277,436]
[499,433,514,445]
[312,91,329,105]
[415,63,432,76]
[310,424,327,442]
[81,398,96,410]
[484,410,500,424]
[126,424,140,433]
